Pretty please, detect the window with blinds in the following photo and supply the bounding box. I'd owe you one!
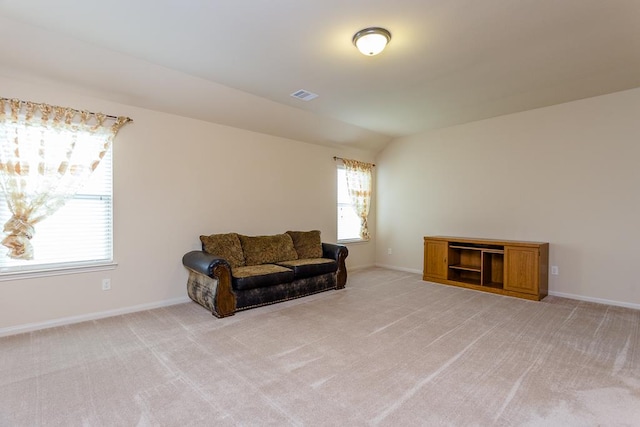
[0,148,113,274]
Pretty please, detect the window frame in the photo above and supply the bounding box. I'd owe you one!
[0,147,116,281]
[337,165,366,244]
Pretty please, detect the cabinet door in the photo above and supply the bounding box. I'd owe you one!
[504,246,539,295]
[424,240,448,280]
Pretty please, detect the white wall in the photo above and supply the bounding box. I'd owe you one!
[376,87,640,308]
[0,76,376,332]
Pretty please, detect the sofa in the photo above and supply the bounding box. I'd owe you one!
[182,230,348,317]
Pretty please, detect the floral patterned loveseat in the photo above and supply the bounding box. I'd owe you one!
[182,230,348,317]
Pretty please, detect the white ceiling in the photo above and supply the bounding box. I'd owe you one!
[1,0,639,153]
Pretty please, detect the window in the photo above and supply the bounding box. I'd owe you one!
[337,166,362,242]
[0,97,130,278]
[0,148,113,275]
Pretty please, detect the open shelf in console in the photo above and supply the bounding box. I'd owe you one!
[448,242,504,288]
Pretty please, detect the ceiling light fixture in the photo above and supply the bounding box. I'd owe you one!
[352,27,391,56]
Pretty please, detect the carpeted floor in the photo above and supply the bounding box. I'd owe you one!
[1,267,640,426]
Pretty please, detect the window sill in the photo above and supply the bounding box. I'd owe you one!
[338,238,370,245]
[0,262,118,282]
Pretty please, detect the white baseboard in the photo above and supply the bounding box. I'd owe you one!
[375,264,640,310]
[375,263,422,275]
[0,296,191,338]
[547,291,640,311]
[349,263,377,272]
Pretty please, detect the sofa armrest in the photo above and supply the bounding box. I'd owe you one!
[183,250,230,277]
[182,251,236,317]
[322,243,349,289]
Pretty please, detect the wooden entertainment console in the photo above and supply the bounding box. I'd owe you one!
[423,236,549,301]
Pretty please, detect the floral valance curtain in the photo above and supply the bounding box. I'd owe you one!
[342,158,374,240]
[0,97,131,260]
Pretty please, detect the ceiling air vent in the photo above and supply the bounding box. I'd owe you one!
[290,89,319,101]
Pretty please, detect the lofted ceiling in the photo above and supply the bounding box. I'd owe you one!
[1,0,639,153]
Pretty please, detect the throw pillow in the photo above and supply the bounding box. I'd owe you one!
[200,232,246,268]
[286,230,323,259]
[239,233,298,265]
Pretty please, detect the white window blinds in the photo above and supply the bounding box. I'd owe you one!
[0,148,113,274]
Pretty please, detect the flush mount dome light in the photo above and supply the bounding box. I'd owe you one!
[352,27,391,56]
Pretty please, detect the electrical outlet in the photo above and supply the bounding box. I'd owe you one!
[551,266,559,276]
[102,278,111,291]
[387,248,392,255]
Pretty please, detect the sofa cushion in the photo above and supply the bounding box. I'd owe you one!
[286,230,323,259]
[200,233,245,268]
[239,233,298,265]
[232,264,295,291]
[276,258,337,279]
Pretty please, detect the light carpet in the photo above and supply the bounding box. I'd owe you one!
[1,267,639,426]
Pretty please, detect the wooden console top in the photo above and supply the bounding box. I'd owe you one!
[425,236,548,247]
